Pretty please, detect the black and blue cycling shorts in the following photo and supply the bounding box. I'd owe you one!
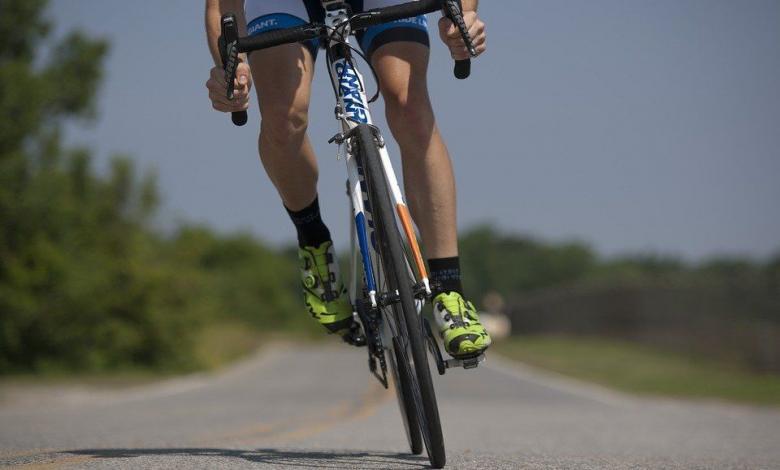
[244,0,430,60]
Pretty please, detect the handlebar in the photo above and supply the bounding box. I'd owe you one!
[219,15,247,126]
[218,0,477,126]
[443,0,477,79]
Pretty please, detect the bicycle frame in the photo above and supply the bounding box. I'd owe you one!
[320,6,431,315]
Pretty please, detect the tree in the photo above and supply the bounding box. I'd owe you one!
[0,0,191,372]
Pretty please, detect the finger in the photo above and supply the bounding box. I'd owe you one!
[211,96,248,113]
[438,16,460,39]
[437,17,452,42]
[450,46,470,61]
[446,36,466,49]
[210,86,249,106]
[473,34,486,56]
[208,74,250,105]
[473,31,486,46]
[461,11,477,29]
[209,90,234,108]
[213,102,233,113]
[210,67,228,89]
[438,16,452,33]
[446,22,460,39]
[235,62,252,92]
[447,32,486,56]
[448,12,474,38]
[469,30,486,51]
[231,87,250,101]
[206,78,228,96]
[467,19,484,39]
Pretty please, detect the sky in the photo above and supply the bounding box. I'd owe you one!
[49,0,780,260]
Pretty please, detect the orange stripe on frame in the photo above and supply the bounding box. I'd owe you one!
[396,203,428,280]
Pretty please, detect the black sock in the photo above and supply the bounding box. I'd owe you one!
[428,256,464,296]
[285,196,331,248]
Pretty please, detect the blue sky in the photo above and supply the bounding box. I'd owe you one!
[51,0,780,260]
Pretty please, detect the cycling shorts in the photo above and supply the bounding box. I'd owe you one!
[244,0,430,60]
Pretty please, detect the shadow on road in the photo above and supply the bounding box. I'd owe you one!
[67,447,430,469]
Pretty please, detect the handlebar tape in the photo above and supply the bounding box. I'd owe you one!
[220,15,248,126]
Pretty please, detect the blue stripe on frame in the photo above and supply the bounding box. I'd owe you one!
[355,212,376,293]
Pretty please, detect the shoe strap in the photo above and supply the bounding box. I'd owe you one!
[304,249,340,301]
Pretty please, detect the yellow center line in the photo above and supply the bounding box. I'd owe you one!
[0,449,56,461]
[6,454,92,470]
[218,380,392,446]
[3,373,393,468]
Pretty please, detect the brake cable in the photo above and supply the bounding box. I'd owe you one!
[323,17,382,105]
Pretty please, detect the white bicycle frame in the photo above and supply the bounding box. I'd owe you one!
[321,5,431,319]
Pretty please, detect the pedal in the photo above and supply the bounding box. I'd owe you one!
[444,353,486,370]
[423,319,487,374]
[341,321,367,347]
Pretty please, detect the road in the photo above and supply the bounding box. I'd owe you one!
[1,343,778,469]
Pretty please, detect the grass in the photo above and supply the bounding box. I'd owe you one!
[192,321,267,371]
[494,335,780,406]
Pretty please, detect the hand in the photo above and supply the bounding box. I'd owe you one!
[205,57,252,113]
[438,10,486,60]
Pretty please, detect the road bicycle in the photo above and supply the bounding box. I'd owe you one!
[219,1,484,467]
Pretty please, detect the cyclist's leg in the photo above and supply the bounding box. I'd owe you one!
[243,0,321,211]
[371,42,458,260]
[249,43,317,211]
[367,29,492,357]
[244,4,353,334]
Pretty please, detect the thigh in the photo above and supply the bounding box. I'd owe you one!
[249,44,315,118]
[244,1,318,116]
[371,41,431,105]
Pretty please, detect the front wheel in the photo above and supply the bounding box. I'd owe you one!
[354,124,446,468]
[388,338,423,455]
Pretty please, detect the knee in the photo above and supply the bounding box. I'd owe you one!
[384,90,435,144]
[259,103,309,148]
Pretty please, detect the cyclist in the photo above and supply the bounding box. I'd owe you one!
[205,0,491,359]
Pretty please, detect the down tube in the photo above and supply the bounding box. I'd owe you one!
[346,148,377,307]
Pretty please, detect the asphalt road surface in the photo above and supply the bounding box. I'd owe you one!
[1,343,779,469]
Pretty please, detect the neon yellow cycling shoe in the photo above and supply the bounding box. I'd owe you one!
[299,241,354,335]
[432,292,492,358]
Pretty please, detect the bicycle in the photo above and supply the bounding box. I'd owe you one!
[219,1,484,467]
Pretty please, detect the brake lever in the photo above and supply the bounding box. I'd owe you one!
[219,14,248,126]
[443,0,476,79]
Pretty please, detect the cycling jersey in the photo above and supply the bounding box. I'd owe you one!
[244,0,430,59]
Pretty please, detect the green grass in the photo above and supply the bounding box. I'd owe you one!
[494,335,780,406]
[192,322,267,371]
[191,321,326,371]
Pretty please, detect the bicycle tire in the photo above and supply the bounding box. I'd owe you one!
[389,338,424,454]
[353,124,423,457]
[354,124,446,468]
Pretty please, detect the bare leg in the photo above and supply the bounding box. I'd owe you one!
[372,42,458,258]
[249,44,318,211]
